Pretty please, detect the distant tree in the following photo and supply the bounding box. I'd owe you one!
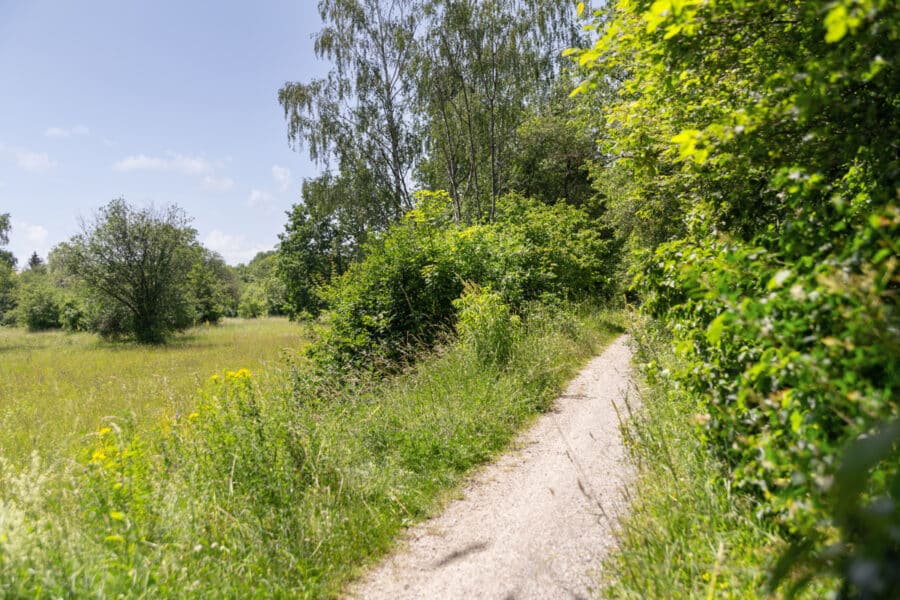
[188,248,238,324]
[238,283,268,319]
[26,252,45,273]
[415,0,587,222]
[509,109,596,211]
[0,214,16,322]
[0,213,15,269]
[62,199,197,343]
[0,262,15,325]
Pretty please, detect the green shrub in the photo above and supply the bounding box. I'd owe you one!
[238,283,268,318]
[15,279,61,331]
[58,294,87,332]
[632,204,899,595]
[311,191,615,372]
[572,0,899,593]
[0,262,15,325]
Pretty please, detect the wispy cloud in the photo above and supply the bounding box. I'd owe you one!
[0,143,57,172]
[272,165,291,192]
[248,189,276,214]
[203,230,270,265]
[45,125,90,138]
[202,175,235,193]
[114,152,212,175]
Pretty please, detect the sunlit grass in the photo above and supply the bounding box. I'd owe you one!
[0,318,309,460]
[0,305,623,598]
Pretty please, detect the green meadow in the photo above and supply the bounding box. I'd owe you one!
[0,318,309,460]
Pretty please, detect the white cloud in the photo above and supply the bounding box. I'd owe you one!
[248,189,276,214]
[113,152,212,175]
[11,219,48,244]
[10,219,51,260]
[203,230,269,265]
[272,165,291,191]
[16,150,56,172]
[45,125,90,138]
[0,143,57,172]
[201,175,235,193]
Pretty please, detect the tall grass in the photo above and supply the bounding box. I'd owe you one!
[0,318,308,460]
[603,316,835,598]
[0,305,622,598]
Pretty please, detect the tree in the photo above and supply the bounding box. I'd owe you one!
[238,283,268,319]
[0,262,15,325]
[0,213,15,269]
[62,199,198,343]
[509,90,597,211]
[279,0,421,225]
[0,214,16,322]
[276,200,346,318]
[415,0,587,222]
[15,274,60,331]
[188,248,238,324]
[26,252,45,273]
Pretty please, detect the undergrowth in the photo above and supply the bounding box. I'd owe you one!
[604,316,836,599]
[0,304,622,598]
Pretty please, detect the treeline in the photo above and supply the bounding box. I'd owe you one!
[572,0,898,596]
[0,205,289,342]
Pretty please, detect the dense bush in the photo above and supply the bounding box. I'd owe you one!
[15,279,61,331]
[311,191,615,371]
[574,0,899,595]
[633,219,898,594]
[237,283,268,319]
[58,294,87,332]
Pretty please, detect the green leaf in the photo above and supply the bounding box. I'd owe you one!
[824,4,849,43]
[790,411,803,434]
[706,312,727,345]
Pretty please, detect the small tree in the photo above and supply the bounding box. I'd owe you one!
[63,199,197,343]
[15,276,61,331]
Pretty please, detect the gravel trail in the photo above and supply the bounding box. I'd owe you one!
[347,335,635,600]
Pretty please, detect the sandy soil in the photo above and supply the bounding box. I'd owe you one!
[347,335,635,600]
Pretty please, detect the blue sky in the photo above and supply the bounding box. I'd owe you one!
[0,0,328,265]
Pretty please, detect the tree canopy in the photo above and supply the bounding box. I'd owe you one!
[62,199,198,343]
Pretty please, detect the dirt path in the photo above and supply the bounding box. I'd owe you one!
[347,335,635,600]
